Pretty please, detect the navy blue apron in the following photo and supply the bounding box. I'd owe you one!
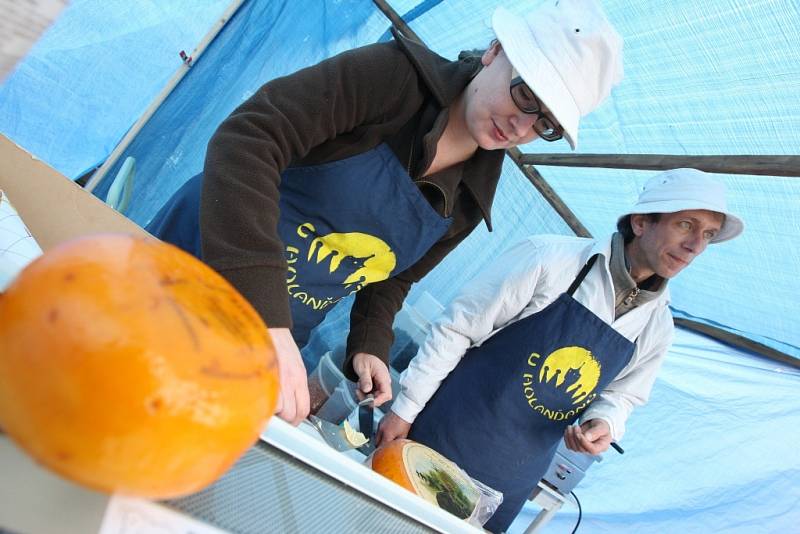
[409,255,635,533]
[147,143,451,347]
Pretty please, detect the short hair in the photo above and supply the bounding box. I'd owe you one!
[617,213,662,243]
[457,39,498,62]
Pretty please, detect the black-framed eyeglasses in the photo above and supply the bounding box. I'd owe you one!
[509,69,564,142]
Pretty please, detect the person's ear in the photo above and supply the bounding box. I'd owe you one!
[630,214,648,237]
[481,40,503,66]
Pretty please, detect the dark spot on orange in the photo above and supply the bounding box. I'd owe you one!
[148,397,164,411]
[159,276,186,287]
[201,360,262,381]
[63,272,76,282]
[48,309,59,323]
[56,450,72,461]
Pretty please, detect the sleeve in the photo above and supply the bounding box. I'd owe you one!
[389,238,548,423]
[342,224,476,381]
[199,42,425,328]
[579,303,675,441]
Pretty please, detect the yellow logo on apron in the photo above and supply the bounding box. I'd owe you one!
[286,223,397,310]
[522,346,602,420]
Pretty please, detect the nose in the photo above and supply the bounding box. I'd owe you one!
[509,113,537,139]
[683,231,707,255]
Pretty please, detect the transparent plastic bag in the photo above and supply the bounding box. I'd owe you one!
[465,473,503,528]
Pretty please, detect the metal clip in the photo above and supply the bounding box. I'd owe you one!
[179,50,193,67]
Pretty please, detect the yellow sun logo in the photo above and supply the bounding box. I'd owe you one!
[538,346,601,405]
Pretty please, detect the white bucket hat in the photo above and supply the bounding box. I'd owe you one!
[492,0,624,150]
[618,168,744,243]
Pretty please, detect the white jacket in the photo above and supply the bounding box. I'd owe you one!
[392,234,674,441]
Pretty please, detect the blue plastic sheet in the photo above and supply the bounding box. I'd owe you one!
[1,1,799,531]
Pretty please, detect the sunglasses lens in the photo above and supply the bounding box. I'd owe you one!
[511,82,539,113]
[535,117,563,141]
[510,76,564,142]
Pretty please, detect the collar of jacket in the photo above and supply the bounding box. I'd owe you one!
[392,28,505,231]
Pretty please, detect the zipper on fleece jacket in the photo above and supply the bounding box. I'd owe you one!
[622,287,641,306]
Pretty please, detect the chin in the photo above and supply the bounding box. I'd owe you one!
[658,265,685,279]
[477,138,502,151]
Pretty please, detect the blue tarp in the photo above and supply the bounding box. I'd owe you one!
[1,1,798,532]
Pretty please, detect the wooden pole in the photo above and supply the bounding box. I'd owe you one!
[507,147,591,238]
[371,0,426,44]
[518,153,800,177]
[674,319,799,370]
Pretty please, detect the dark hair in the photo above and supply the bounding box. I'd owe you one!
[458,48,485,61]
[457,39,497,62]
[617,213,662,243]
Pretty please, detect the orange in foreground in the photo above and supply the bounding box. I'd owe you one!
[0,234,279,498]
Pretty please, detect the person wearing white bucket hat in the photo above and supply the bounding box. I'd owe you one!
[614,168,744,279]
[492,0,624,149]
[379,169,743,531]
[146,0,624,429]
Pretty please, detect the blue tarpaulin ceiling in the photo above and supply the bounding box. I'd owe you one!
[1,1,798,532]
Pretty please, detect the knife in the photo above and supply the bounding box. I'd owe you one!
[357,394,376,455]
[307,415,356,452]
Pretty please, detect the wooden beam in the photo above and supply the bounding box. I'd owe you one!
[507,147,592,237]
[371,0,426,45]
[674,318,799,369]
[518,153,800,177]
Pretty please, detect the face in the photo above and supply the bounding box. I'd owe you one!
[461,44,556,150]
[629,209,725,280]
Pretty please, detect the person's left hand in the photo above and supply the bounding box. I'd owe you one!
[564,419,612,455]
[375,411,412,447]
[351,352,392,407]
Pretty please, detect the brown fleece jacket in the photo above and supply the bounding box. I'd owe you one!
[199,30,506,379]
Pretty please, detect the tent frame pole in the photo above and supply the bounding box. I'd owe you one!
[372,0,425,43]
[519,153,800,177]
[674,319,799,370]
[507,147,591,237]
[84,0,247,193]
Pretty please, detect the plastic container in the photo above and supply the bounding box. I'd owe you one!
[316,378,358,424]
[391,291,443,372]
[381,367,402,411]
[307,351,345,415]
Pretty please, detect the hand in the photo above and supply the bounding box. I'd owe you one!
[376,411,412,447]
[268,327,309,426]
[564,419,612,455]
[351,352,392,407]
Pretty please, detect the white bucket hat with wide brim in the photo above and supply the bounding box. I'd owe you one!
[618,168,744,243]
[492,1,623,150]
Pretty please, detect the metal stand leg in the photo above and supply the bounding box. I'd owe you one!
[522,484,566,534]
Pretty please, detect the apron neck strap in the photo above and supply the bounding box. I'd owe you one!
[566,254,600,297]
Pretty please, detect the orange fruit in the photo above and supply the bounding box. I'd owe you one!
[0,234,279,498]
